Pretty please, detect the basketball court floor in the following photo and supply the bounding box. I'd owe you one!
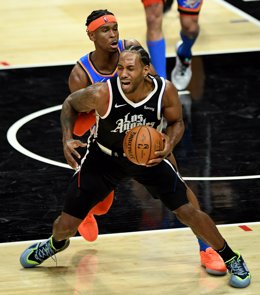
[0,0,260,294]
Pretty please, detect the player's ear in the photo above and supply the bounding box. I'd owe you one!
[143,65,150,77]
[87,30,95,41]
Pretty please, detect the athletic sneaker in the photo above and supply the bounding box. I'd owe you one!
[200,247,227,275]
[20,236,70,268]
[78,213,99,242]
[225,252,251,288]
[171,41,192,91]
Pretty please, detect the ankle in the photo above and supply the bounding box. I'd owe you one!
[215,241,237,263]
[51,236,68,250]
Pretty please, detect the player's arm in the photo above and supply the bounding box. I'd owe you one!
[151,80,184,164]
[162,80,185,150]
[68,63,90,93]
[61,83,108,169]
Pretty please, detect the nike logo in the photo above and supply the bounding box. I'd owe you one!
[115,103,127,108]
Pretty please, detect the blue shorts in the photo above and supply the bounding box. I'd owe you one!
[142,0,203,15]
[177,0,203,15]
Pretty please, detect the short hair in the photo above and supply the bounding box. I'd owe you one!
[124,45,151,66]
[86,9,114,26]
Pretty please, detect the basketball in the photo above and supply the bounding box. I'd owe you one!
[123,125,164,165]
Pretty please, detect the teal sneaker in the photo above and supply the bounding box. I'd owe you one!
[20,236,70,268]
[225,252,251,288]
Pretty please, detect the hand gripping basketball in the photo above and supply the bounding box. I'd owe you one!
[123,125,164,165]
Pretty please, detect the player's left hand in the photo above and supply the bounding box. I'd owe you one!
[146,133,171,167]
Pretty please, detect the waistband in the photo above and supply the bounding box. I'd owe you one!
[97,142,126,157]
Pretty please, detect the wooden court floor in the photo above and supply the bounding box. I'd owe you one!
[1,0,260,67]
[0,223,259,295]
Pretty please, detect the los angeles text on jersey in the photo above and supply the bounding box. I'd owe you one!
[111,113,156,133]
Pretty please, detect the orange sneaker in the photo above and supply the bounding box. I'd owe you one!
[78,213,98,242]
[78,192,114,242]
[91,191,114,216]
[200,247,227,276]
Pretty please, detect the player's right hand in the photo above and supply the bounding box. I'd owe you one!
[63,139,87,170]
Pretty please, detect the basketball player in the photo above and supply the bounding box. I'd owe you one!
[67,9,225,276]
[20,46,251,288]
[68,9,141,242]
[142,0,202,90]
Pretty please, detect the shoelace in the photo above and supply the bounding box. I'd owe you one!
[229,258,247,276]
[34,242,55,262]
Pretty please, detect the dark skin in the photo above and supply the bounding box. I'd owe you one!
[66,21,143,170]
[62,51,184,168]
[67,19,201,207]
[64,20,223,254]
[67,42,200,207]
[56,51,226,252]
[68,22,143,93]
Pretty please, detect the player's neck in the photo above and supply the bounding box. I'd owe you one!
[125,80,154,103]
[91,50,119,72]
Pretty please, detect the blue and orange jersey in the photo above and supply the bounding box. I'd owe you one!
[74,40,125,136]
[78,39,125,85]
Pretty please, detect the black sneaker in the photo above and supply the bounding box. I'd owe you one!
[20,236,70,268]
[225,251,251,288]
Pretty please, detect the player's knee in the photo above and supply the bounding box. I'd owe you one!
[181,23,200,39]
[180,15,200,37]
[173,203,199,226]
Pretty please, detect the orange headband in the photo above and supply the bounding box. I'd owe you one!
[87,15,117,32]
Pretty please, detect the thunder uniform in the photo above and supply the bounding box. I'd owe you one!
[73,39,126,136]
[63,75,189,219]
[142,0,203,15]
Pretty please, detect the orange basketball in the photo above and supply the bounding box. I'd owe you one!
[123,125,164,165]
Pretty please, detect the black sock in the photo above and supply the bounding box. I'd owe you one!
[51,236,67,249]
[216,241,237,263]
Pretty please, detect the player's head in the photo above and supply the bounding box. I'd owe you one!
[86,9,117,32]
[118,46,151,94]
[123,45,151,67]
[86,9,119,51]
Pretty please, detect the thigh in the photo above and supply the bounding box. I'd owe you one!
[134,159,189,211]
[63,144,123,219]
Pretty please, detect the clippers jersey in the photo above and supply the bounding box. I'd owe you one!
[74,40,126,136]
[95,75,166,153]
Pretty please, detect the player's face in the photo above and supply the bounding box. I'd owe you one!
[90,23,119,52]
[117,52,147,94]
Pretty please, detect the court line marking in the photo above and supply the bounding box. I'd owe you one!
[6,105,260,181]
[214,0,260,26]
[7,105,70,170]
[0,0,258,71]
[1,50,260,70]
[2,221,259,246]
[0,0,259,71]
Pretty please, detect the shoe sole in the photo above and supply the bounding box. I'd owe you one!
[204,266,227,276]
[229,275,251,288]
[20,247,40,268]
